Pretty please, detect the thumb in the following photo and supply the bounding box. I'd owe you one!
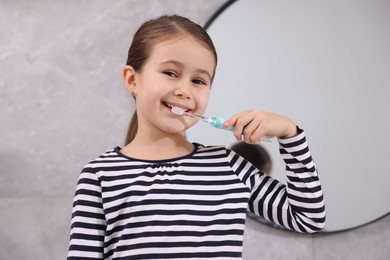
[224,111,245,127]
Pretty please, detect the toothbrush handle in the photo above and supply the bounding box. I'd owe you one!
[211,117,274,142]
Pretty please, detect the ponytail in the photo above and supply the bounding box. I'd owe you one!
[125,110,138,145]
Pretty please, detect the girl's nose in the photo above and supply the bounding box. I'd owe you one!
[173,83,191,99]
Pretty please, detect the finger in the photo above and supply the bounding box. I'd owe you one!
[236,116,257,141]
[249,124,267,144]
[223,111,246,128]
[242,118,259,142]
[245,119,267,144]
[225,111,252,140]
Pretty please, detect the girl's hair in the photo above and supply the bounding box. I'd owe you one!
[124,15,218,145]
[230,142,273,175]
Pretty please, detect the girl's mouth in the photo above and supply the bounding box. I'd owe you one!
[163,102,192,114]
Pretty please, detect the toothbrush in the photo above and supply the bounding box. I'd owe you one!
[171,107,273,142]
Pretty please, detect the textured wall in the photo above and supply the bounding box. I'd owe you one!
[0,1,389,259]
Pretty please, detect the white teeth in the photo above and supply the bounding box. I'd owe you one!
[166,102,189,114]
[171,106,186,115]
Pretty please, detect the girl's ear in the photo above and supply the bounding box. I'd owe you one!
[123,65,138,97]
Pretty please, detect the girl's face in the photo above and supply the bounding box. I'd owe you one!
[131,35,216,136]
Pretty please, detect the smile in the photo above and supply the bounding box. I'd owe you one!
[164,102,192,113]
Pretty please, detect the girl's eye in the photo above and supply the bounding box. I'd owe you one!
[192,79,206,85]
[163,71,178,78]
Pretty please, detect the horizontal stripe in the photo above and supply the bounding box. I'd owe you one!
[112,250,242,260]
[68,134,326,259]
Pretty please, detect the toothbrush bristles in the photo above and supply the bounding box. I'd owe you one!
[171,106,185,115]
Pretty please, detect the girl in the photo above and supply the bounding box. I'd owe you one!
[68,15,325,260]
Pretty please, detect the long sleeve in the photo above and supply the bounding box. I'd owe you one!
[230,129,326,233]
[67,168,106,259]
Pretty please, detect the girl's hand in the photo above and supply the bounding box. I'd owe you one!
[223,109,298,144]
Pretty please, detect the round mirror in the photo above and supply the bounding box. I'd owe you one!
[187,0,390,232]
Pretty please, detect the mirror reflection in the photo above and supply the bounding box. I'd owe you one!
[187,0,390,232]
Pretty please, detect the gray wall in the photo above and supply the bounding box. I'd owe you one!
[0,1,388,259]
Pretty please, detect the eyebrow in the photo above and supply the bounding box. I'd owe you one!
[160,60,212,81]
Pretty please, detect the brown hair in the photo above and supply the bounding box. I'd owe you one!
[230,142,273,175]
[124,15,218,145]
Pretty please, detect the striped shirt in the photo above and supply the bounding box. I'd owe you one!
[68,129,325,259]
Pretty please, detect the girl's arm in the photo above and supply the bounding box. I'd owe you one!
[67,169,106,259]
[230,128,325,232]
[225,109,325,232]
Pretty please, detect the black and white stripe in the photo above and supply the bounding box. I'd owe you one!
[68,130,325,259]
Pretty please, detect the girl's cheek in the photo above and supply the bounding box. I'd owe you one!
[198,102,209,115]
[193,88,210,112]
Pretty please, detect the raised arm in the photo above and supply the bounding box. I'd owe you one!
[230,129,326,232]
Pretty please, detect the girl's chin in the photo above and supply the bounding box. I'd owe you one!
[164,121,192,134]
